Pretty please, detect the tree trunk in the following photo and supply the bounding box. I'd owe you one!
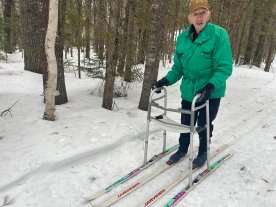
[167,0,180,63]
[102,0,120,110]
[44,0,59,121]
[209,0,220,23]
[93,0,105,61]
[20,0,67,105]
[137,28,148,64]
[138,0,165,111]
[252,33,266,67]
[70,47,73,57]
[124,0,136,82]
[234,1,251,64]
[76,0,82,79]
[228,1,249,61]
[3,0,14,53]
[78,46,81,78]
[252,0,275,68]
[55,0,68,105]
[264,3,276,72]
[264,35,275,72]
[244,0,263,65]
[64,47,68,59]
[217,0,225,25]
[117,0,129,76]
[85,0,92,59]
[20,0,49,74]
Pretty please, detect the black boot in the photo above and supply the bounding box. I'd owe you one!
[167,150,186,165]
[192,135,208,169]
[192,152,207,169]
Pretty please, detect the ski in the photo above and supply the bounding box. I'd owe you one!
[86,144,179,202]
[139,148,230,207]
[89,149,190,207]
[163,153,233,207]
[91,144,229,207]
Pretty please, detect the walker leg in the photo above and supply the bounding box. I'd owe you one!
[144,120,150,165]
[188,111,195,187]
[162,130,167,152]
[206,101,210,169]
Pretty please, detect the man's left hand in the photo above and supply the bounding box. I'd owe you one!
[196,83,214,103]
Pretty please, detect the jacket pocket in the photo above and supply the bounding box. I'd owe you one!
[201,51,212,59]
[200,44,214,59]
[177,52,187,67]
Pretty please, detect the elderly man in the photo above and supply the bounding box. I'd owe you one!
[152,0,233,168]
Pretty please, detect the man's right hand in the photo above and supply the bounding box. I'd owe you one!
[151,78,169,90]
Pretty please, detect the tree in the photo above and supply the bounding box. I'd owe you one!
[123,0,136,82]
[102,0,121,110]
[264,3,276,72]
[44,0,59,121]
[3,0,14,53]
[116,0,129,76]
[0,14,5,56]
[20,0,68,105]
[93,0,106,62]
[19,0,48,74]
[138,0,166,111]
[84,0,92,59]
[244,0,265,65]
[55,0,68,105]
[76,0,83,79]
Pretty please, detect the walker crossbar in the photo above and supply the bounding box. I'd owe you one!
[151,101,207,114]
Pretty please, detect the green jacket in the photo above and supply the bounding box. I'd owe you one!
[165,23,233,102]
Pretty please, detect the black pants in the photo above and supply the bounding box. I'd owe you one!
[179,98,221,156]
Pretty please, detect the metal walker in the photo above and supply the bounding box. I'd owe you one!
[144,87,210,187]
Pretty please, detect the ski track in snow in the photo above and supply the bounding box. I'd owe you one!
[0,126,161,192]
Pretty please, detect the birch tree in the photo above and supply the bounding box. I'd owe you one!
[43,0,59,121]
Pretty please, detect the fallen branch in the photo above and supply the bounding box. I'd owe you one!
[0,195,15,207]
[0,100,19,117]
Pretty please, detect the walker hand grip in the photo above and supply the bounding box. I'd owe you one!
[192,93,202,104]
[152,87,164,94]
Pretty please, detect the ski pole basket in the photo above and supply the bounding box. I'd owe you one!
[144,87,211,187]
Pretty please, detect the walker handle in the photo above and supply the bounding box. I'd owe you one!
[152,86,164,94]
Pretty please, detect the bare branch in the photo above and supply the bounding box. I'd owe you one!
[0,100,19,117]
[0,195,15,207]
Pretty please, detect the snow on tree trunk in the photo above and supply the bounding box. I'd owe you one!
[43,0,59,121]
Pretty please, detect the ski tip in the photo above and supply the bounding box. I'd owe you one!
[83,199,97,207]
[82,198,91,204]
[83,196,98,205]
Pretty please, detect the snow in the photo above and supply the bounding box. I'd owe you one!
[0,52,276,207]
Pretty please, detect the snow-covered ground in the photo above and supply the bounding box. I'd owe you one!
[0,53,276,207]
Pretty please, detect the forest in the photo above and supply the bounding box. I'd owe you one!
[0,0,275,116]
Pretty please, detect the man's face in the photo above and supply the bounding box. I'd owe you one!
[188,8,210,33]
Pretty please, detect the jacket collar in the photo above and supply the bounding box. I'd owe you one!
[185,23,211,45]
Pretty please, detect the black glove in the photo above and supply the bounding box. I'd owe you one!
[196,83,215,103]
[152,78,169,90]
